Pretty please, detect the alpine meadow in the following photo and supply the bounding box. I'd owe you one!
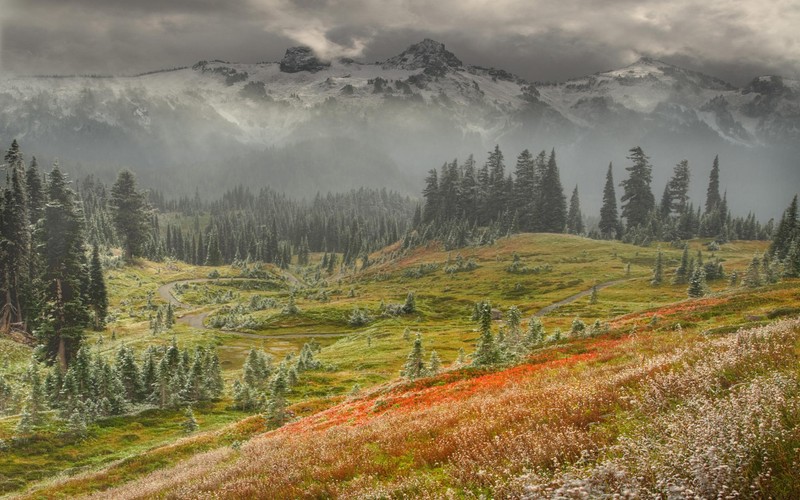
[2,2,800,499]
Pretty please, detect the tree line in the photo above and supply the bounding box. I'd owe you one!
[415,145,773,249]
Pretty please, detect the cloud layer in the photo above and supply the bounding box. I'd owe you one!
[1,0,798,84]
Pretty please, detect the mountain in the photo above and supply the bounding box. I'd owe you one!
[0,40,797,214]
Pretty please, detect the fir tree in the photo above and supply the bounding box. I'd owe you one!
[88,244,108,330]
[535,150,567,233]
[744,254,763,288]
[673,245,691,285]
[770,195,798,259]
[512,149,536,231]
[110,170,150,262]
[566,185,585,235]
[472,302,498,367]
[39,164,91,368]
[687,266,708,298]
[668,159,691,214]
[652,247,664,286]
[265,368,289,427]
[182,406,198,433]
[428,350,441,375]
[401,333,426,380]
[599,163,621,239]
[620,147,655,229]
[705,155,722,214]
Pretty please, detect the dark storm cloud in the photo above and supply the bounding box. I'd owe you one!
[2,0,798,84]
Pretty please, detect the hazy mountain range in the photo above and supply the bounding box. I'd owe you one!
[1,39,797,216]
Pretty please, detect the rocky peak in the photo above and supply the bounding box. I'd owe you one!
[279,46,330,73]
[383,39,462,77]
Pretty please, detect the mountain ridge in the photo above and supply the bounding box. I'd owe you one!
[0,39,797,214]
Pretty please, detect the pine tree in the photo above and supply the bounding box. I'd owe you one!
[422,168,440,223]
[115,345,142,403]
[668,159,691,214]
[88,244,108,330]
[110,170,150,262]
[673,245,691,285]
[566,185,585,235]
[512,149,536,231]
[472,302,498,366]
[536,150,567,233]
[705,155,722,215]
[39,164,91,369]
[402,291,416,314]
[182,406,198,433]
[401,333,426,380]
[599,163,621,239]
[743,254,763,288]
[525,316,545,347]
[265,368,289,427]
[770,195,798,259]
[428,350,441,375]
[687,266,708,298]
[652,247,664,286]
[620,147,655,229]
[16,360,46,434]
[485,145,506,221]
[589,285,599,304]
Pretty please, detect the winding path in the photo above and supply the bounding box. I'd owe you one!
[156,277,348,340]
[157,275,630,338]
[532,279,629,317]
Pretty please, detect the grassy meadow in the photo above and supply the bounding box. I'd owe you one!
[2,233,798,498]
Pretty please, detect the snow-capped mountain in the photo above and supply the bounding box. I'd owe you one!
[0,39,797,211]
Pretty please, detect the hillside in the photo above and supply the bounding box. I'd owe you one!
[3,233,799,498]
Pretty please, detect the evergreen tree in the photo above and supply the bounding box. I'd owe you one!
[673,245,691,285]
[705,155,722,214]
[39,164,91,369]
[110,170,150,262]
[770,195,798,259]
[265,368,289,427]
[88,244,108,330]
[599,163,621,239]
[525,317,545,347]
[1,142,31,333]
[620,147,655,229]
[182,406,198,433]
[743,254,763,288]
[536,150,567,233]
[401,333,426,380]
[485,145,506,221]
[115,345,141,403]
[16,360,46,434]
[421,169,440,223]
[687,266,708,298]
[668,159,691,214]
[512,149,536,231]
[652,247,664,286]
[472,302,499,367]
[566,185,584,234]
[428,350,441,375]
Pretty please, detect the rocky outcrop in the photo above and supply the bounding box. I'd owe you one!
[280,46,330,73]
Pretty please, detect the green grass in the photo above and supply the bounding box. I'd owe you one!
[0,234,785,496]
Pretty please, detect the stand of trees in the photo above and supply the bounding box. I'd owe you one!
[413,145,772,250]
[1,141,108,369]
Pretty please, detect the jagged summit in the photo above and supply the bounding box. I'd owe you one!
[383,38,463,76]
[279,46,330,73]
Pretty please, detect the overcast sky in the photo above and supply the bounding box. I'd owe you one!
[1,0,798,85]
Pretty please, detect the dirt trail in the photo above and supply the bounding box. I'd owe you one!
[532,279,628,317]
[156,277,347,339]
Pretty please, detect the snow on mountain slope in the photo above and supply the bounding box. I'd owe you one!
[0,39,797,210]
